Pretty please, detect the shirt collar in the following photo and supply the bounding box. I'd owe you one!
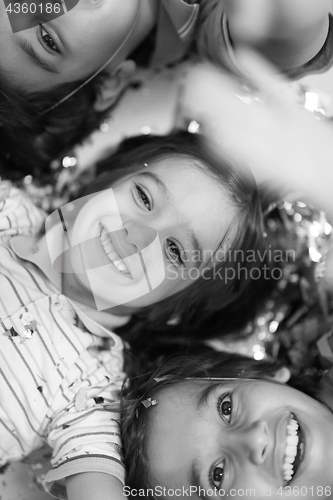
[10,232,62,290]
[10,232,129,336]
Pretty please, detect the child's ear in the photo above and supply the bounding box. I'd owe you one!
[93,60,137,112]
[269,367,291,384]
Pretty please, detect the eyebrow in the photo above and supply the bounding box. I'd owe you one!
[17,38,58,74]
[197,383,220,412]
[137,171,204,267]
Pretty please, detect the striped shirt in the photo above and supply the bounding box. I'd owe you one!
[0,183,126,498]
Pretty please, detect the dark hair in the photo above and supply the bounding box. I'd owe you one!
[121,352,284,495]
[0,70,112,180]
[85,131,272,345]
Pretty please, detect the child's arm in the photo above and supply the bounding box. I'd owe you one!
[43,336,126,499]
[66,472,126,500]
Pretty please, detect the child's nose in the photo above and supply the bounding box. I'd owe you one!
[235,420,269,465]
[125,224,159,252]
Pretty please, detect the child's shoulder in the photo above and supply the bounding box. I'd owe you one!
[0,181,45,236]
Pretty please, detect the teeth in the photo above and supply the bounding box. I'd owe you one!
[284,454,295,464]
[286,435,299,447]
[109,252,118,261]
[285,445,297,457]
[282,415,299,483]
[116,262,127,272]
[288,419,298,430]
[104,243,113,253]
[99,227,130,275]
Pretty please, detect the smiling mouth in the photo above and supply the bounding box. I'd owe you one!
[99,226,131,276]
[282,413,305,484]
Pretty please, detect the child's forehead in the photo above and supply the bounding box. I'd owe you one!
[156,378,239,398]
[148,380,239,426]
[156,377,276,401]
[148,155,205,173]
[145,157,221,194]
[150,377,294,422]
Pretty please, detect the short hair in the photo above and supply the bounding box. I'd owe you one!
[83,131,272,345]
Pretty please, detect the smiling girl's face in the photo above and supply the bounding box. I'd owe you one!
[146,379,333,499]
[62,156,237,311]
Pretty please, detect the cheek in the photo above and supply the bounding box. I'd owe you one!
[71,190,124,243]
[111,183,134,215]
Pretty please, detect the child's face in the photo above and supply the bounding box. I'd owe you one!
[61,157,236,311]
[146,379,333,499]
[0,0,140,91]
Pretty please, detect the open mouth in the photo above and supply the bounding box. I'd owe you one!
[282,413,305,484]
[99,226,131,276]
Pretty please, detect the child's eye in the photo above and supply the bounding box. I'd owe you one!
[209,460,225,489]
[135,185,151,211]
[40,25,59,52]
[166,240,183,266]
[217,392,233,423]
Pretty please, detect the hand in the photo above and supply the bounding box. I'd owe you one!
[180,51,333,212]
[180,51,333,287]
